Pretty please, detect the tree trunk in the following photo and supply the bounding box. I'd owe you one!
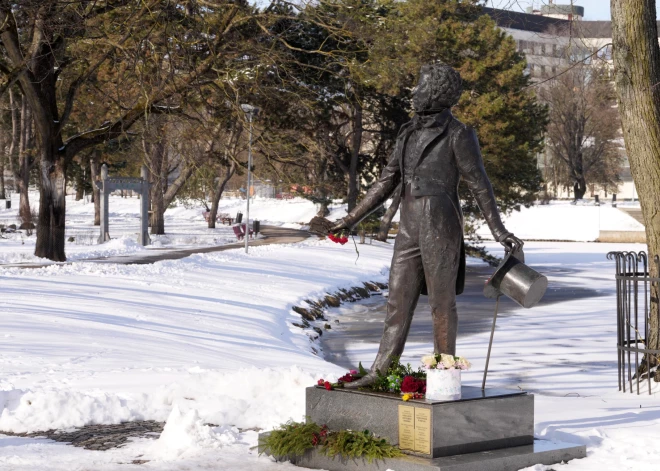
[148,136,167,235]
[8,89,19,193]
[347,100,363,212]
[376,185,401,242]
[75,174,84,201]
[163,164,194,209]
[17,96,32,223]
[316,200,330,218]
[90,155,101,225]
[611,0,660,363]
[209,162,236,229]
[0,130,6,200]
[573,176,587,200]
[34,151,67,262]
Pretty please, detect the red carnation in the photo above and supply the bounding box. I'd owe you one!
[324,381,333,391]
[317,379,325,386]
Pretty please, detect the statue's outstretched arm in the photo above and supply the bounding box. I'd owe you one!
[332,151,401,232]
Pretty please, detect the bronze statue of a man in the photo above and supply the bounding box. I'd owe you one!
[327,63,522,388]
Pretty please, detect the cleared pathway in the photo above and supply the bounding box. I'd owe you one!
[321,262,603,370]
[620,207,644,225]
[1,225,310,268]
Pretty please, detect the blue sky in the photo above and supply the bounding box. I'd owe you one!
[486,0,660,20]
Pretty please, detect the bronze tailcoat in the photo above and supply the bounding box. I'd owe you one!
[342,109,508,366]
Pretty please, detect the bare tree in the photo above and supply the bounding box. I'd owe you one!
[541,64,622,200]
[611,0,660,376]
[0,1,255,260]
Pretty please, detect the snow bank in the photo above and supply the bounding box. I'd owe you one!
[0,238,392,436]
[0,388,150,433]
[150,407,239,460]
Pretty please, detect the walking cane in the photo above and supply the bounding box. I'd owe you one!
[481,245,548,390]
[482,295,500,391]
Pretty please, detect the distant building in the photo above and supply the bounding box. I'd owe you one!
[483,4,660,200]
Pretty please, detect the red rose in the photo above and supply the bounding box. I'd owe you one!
[400,376,420,393]
[401,376,427,394]
[317,379,325,386]
[324,381,333,391]
[338,373,354,383]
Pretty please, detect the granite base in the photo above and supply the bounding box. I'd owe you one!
[307,386,534,458]
[259,438,586,471]
[258,386,586,470]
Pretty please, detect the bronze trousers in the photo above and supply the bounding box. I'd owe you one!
[370,186,463,375]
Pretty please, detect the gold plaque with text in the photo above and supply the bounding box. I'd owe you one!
[413,408,432,454]
[398,405,415,451]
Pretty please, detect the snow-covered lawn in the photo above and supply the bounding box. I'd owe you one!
[0,192,644,266]
[0,233,658,470]
[0,192,656,470]
[0,192,348,264]
[476,201,644,242]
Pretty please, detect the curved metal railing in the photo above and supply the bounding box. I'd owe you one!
[607,251,660,395]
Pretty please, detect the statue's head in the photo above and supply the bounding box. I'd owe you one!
[412,63,463,113]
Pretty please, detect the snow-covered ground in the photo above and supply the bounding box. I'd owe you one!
[476,201,644,242]
[0,192,644,265]
[0,232,658,470]
[0,193,656,470]
[0,192,348,264]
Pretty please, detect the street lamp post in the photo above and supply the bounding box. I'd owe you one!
[241,103,259,254]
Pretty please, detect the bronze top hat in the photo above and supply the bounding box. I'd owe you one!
[484,248,548,308]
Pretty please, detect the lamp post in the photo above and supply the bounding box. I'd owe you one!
[241,103,259,253]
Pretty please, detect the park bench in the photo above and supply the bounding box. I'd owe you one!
[232,223,255,241]
[202,211,234,225]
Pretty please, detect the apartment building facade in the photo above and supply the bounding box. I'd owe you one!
[483,4,660,200]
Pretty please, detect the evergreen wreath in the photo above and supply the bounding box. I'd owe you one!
[260,420,403,463]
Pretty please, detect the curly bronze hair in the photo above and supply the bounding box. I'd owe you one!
[417,63,463,110]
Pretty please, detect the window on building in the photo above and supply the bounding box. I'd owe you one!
[541,44,546,55]
[540,65,546,77]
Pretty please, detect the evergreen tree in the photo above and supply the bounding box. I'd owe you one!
[359,0,547,224]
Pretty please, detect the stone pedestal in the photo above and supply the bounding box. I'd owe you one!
[307,385,533,458]
[259,386,586,471]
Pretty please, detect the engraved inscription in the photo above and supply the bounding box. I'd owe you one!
[398,405,415,451]
[414,408,432,454]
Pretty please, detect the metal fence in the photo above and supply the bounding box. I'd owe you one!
[607,251,660,395]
